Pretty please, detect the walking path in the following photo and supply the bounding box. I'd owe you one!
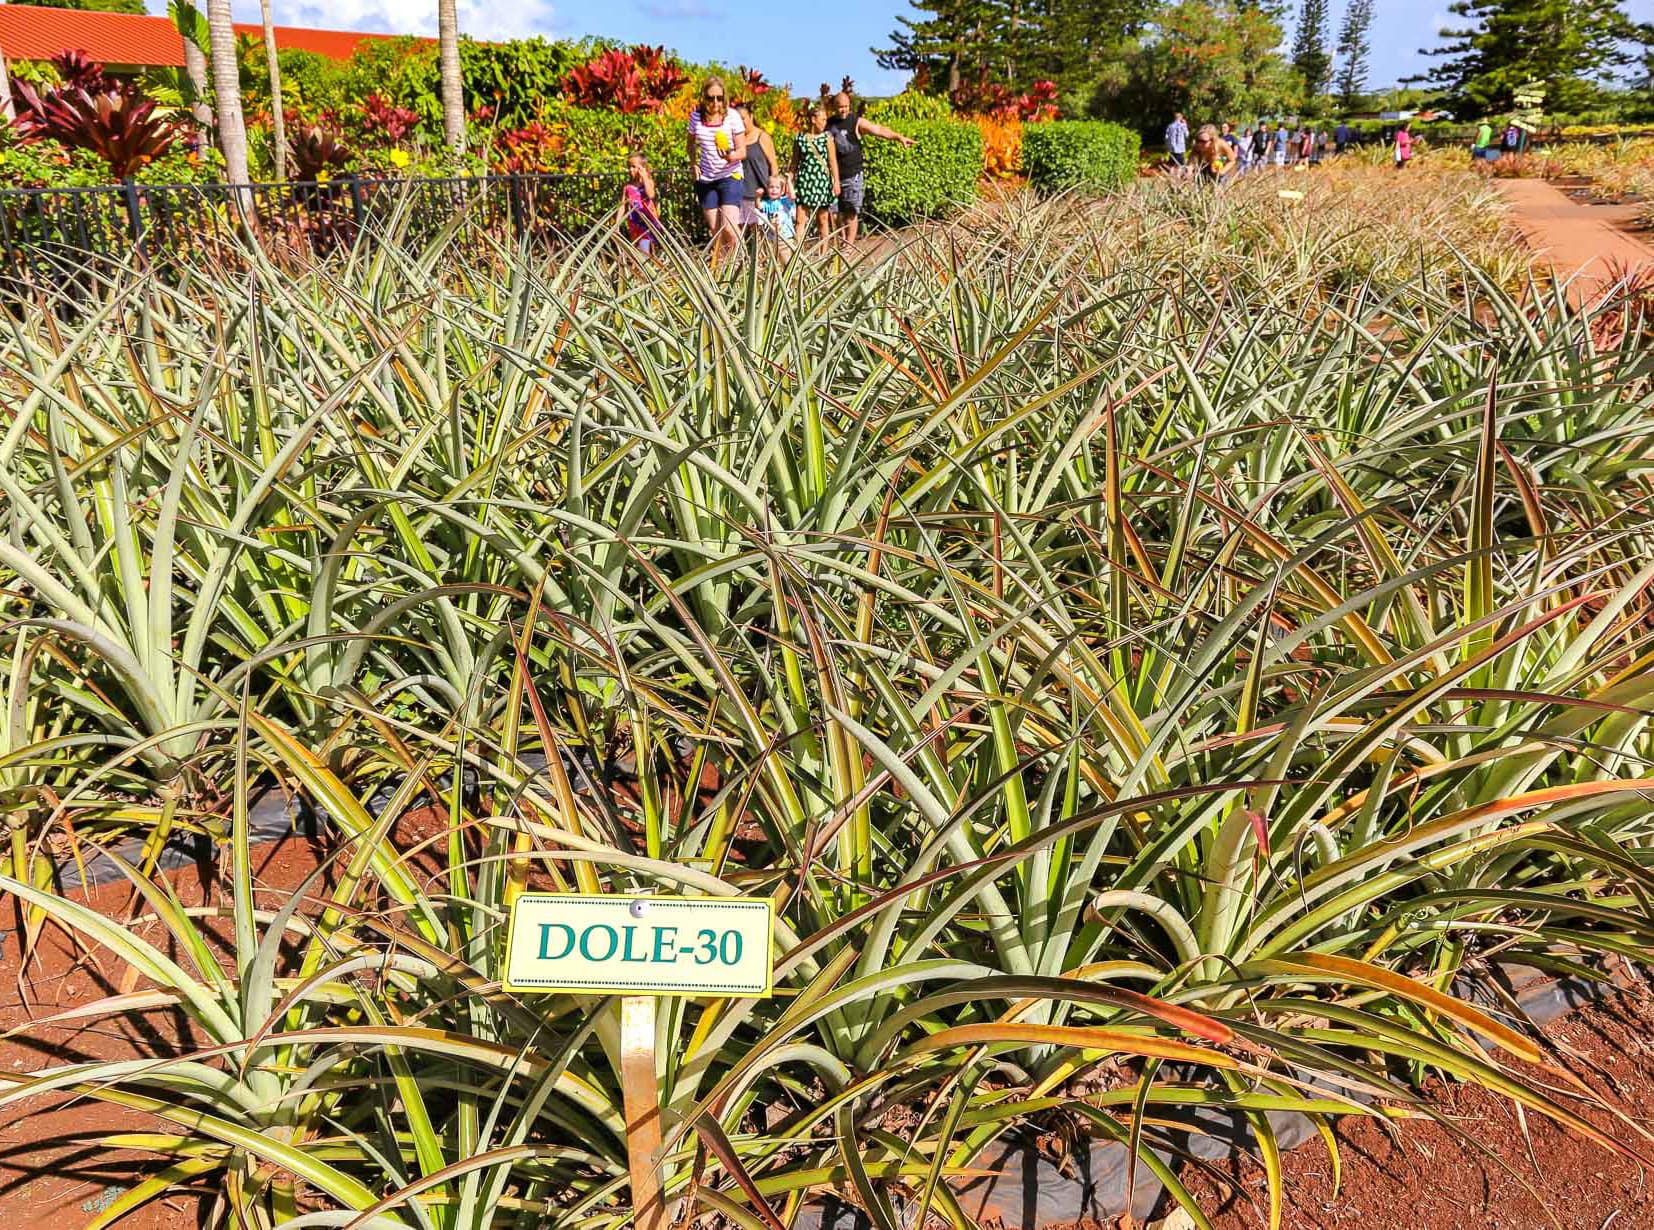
[1496,177,1653,302]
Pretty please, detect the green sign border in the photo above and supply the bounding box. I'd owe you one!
[502,893,775,997]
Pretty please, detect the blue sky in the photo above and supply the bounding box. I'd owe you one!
[159,0,1651,100]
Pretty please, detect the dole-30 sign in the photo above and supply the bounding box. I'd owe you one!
[503,893,773,997]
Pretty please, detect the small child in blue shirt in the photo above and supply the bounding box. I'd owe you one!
[760,173,797,243]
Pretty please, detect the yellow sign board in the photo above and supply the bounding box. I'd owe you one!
[503,894,774,997]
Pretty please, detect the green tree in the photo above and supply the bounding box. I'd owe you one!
[877,0,1159,104]
[875,0,999,95]
[6,0,148,13]
[1419,0,1642,112]
[1038,0,1160,107]
[1106,0,1294,128]
[1292,0,1333,99]
[1334,0,1374,106]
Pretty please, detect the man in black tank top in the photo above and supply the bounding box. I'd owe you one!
[826,90,915,246]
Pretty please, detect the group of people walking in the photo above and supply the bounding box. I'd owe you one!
[1470,118,1529,164]
[620,79,917,258]
[1166,112,1385,180]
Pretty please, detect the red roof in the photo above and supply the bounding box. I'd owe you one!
[0,7,422,70]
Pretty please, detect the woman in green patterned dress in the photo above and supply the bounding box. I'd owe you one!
[792,101,840,254]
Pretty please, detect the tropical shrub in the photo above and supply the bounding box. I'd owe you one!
[487,101,679,176]
[975,113,1023,178]
[357,92,421,144]
[862,116,982,223]
[288,120,353,180]
[272,46,353,115]
[1021,119,1139,191]
[11,84,177,180]
[455,35,591,128]
[736,65,772,99]
[0,131,112,186]
[561,44,690,114]
[337,35,441,127]
[866,89,955,122]
[951,77,1060,120]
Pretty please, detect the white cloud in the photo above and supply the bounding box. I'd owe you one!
[211,0,558,39]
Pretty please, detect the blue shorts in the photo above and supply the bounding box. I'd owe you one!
[695,177,743,210]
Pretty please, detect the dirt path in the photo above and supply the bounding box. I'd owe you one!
[1497,177,1653,302]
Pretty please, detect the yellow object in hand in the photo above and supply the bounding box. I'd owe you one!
[714,129,730,155]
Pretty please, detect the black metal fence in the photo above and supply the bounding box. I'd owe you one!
[0,169,696,290]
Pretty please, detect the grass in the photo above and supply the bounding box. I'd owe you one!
[0,166,1652,1229]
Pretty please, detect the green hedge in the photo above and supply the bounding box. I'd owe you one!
[865,91,954,123]
[863,119,982,225]
[1021,121,1139,193]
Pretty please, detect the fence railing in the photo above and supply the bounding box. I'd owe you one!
[0,170,695,289]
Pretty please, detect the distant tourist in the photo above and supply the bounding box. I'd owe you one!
[1298,127,1314,164]
[688,76,746,256]
[619,151,661,255]
[1315,129,1329,163]
[1166,111,1189,167]
[792,100,840,252]
[1221,121,1244,170]
[1333,119,1352,154]
[1473,119,1495,163]
[1273,122,1289,167]
[1252,125,1269,167]
[1502,121,1522,157]
[1393,121,1413,169]
[826,90,916,246]
[735,102,779,235]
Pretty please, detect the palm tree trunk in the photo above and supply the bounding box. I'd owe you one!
[438,0,464,154]
[0,30,14,123]
[207,0,250,188]
[183,37,211,132]
[173,1,212,133]
[259,0,287,180]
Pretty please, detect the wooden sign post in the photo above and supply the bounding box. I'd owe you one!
[504,894,775,1230]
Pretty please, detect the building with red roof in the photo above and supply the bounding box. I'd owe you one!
[0,6,423,72]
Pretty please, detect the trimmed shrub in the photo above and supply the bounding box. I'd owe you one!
[866,91,954,123]
[1021,121,1139,192]
[862,118,982,225]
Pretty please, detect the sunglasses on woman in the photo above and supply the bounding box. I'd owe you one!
[703,92,724,102]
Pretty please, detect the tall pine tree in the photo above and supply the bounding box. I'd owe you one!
[1291,0,1333,99]
[1421,0,1641,111]
[875,0,998,94]
[1334,0,1374,106]
[877,0,1158,97]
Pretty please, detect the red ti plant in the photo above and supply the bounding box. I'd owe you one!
[10,53,178,180]
[738,66,770,97]
[288,118,353,180]
[1018,79,1060,121]
[561,44,688,113]
[46,92,177,179]
[358,93,420,144]
[951,76,1060,121]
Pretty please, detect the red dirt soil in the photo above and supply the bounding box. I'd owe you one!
[1170,982,1654,1230]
